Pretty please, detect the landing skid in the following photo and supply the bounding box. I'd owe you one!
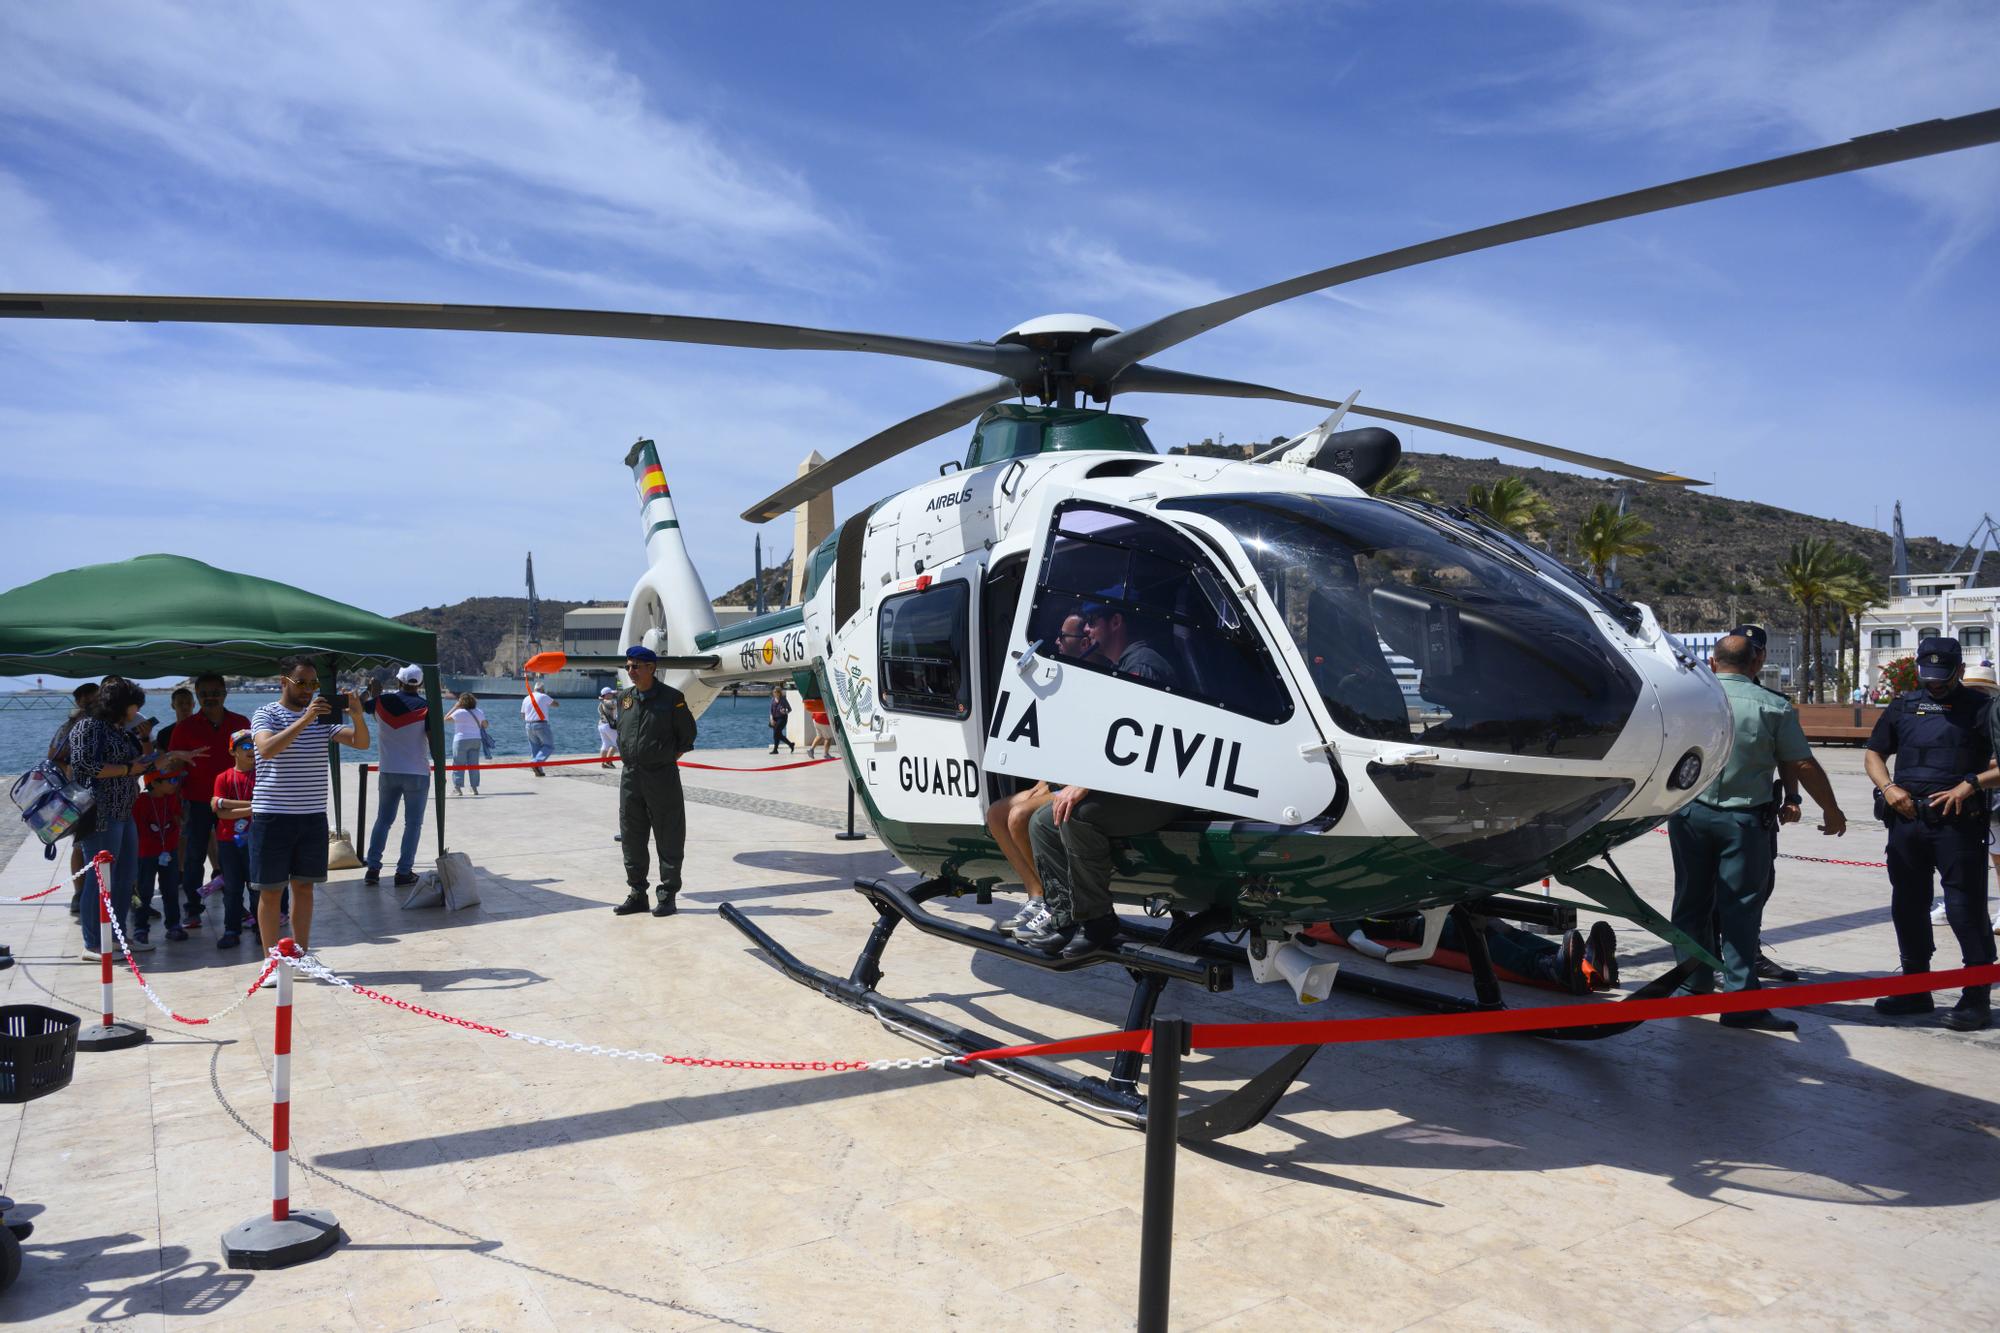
[718,878,1321,1141]
[1123,903,1700,1042]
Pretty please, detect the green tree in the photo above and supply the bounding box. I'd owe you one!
[1574,502,1657,586]
[1825,552,1889,699]
[1778,537,1843,702]
[1466,475,1555,540]
[1368,461,1435,501]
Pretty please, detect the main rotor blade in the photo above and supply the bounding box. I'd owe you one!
[0,294,1030,378]
[1086,108,2000,374]
[1108,364,1706,487]
[740,377,1017,523]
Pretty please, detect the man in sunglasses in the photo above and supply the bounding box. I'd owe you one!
[248,656,370,978]
[611,645,697,918]
[173,671,250,933]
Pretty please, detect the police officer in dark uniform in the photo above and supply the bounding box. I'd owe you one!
[612,645,698,919]
[1864,636,1998,1031]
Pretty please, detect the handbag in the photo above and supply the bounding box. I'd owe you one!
[9,760,95,846]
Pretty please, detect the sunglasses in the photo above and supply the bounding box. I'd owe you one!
[284,676,320,689]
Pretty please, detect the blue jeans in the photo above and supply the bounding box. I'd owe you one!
[180,799,219,922]
[215,838,250,935]
[525,721,554,766]
[452,737,483,791]
[366,772,429,876]
[78,816,138,953]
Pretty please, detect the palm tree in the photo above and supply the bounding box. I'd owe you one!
[1826,553,1889,700]
[1369,461,1436,502]
[1574,502,1657,586]
[1778,538,1842,702]
[1466,475,1554,540]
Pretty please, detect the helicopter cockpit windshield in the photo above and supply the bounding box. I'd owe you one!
[1162,494,1642,761]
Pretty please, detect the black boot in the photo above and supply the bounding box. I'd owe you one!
[1874,958,1935,1016]
[612,888,650,916]
[651,887,678,917]
[1941,984,1992,1032]
[1057,915,1123,960]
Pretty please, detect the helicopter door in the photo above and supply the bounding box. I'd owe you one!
[986,498,1338,823]
[863,563,988,829]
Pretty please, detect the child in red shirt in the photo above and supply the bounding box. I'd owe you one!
[208,730,260,949]
[134,771,184,943]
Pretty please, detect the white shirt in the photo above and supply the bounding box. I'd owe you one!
[447,706,487,741]
[520,690,555,723]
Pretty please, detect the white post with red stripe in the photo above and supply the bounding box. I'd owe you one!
[222,936,340,1268]
[75,851,147,1052]
[271,944,295,1222]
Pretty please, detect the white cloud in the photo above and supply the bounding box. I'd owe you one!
[0,1,851,281]
[1505,0,2000,264]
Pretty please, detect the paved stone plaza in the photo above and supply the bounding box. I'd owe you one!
[1,746,1995,1329]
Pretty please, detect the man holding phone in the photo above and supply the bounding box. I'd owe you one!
[249,656,369,981]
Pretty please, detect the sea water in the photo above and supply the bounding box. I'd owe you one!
[1,688,780,778]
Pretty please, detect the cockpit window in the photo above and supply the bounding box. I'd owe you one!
[1162,493,1640,760]
[1026,501,1293,724]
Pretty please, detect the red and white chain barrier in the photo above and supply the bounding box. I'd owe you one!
[93,858,280,1027]
[0,855,98,905]
[279,946,958,1073]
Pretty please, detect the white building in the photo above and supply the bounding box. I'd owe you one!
[1859,571,2000,689]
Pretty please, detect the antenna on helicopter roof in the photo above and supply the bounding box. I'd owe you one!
[1250,389,1360,464]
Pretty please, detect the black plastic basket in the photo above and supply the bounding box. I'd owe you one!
[0,1005,80,1104]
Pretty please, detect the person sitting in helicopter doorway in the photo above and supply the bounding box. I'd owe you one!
[612,645,697,919]
[1668,633,1846,1032]
[989,611,1104,939]
[768,685,795,754]
[1864,636,1998,1031]
[1021,602,1186,958]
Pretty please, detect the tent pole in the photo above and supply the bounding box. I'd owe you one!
[425,668,447,856]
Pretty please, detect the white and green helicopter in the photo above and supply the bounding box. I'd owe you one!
[9,109,1995,1133]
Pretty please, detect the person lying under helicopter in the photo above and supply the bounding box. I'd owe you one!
[990,611,1105,940]
[1311,914,1621,996]
[1020,603,1189,959]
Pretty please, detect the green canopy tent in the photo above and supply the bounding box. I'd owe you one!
[0,554,449,851]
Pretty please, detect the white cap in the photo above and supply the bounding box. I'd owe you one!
[1964,662,1998,693]
[396,664,424,685]
[599,686,616,697]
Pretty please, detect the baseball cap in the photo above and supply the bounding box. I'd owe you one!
[599,686,616,697]
[1727,624,1768,651]
[229,728,255,750]
[1078,601,1114,621]
[624,645,659,663]
[1915,636,1962,681]
[396,664,424,685]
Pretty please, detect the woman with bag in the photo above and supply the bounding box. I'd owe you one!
[445,693,490,795]
[67,679,200,958]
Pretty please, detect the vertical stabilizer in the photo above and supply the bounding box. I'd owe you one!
[620,438,721,710]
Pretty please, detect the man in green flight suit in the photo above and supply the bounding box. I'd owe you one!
[612,645,697,918]
[1669,633,1848,1031]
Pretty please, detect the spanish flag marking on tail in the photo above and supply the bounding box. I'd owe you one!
[639,465,670,501]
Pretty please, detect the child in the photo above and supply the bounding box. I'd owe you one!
[207,729,260,950]
[133,770,184,946]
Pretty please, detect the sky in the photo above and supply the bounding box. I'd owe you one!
[2,0,1997,635]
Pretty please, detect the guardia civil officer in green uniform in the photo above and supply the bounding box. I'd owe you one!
[1669,633,1848,1031]
[612,645,697,918]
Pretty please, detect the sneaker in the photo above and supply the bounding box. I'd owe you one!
[999,902,1041,936]
[257,968,278,990]
[1555,930,1589,995]
[185,912,204,929]
[80,948,103,961]
[1584,921,1619,990]
[129,936,156,953]
[363,869,380,886]
[218,933,240,950]
[392,872,419,888]
[1929,900,1948,924]
[166,928,188,942]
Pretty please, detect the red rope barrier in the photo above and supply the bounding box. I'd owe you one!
[958,963,2000,1064]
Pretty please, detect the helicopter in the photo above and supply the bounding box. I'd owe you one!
[6,108,1997,1137]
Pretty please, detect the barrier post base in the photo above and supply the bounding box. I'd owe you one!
[222,1208,341,1269]
[75,1021,148,1052]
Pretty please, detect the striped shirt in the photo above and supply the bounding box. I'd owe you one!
[250,701,335,815]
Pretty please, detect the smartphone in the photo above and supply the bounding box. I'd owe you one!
[321,692,352,715]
